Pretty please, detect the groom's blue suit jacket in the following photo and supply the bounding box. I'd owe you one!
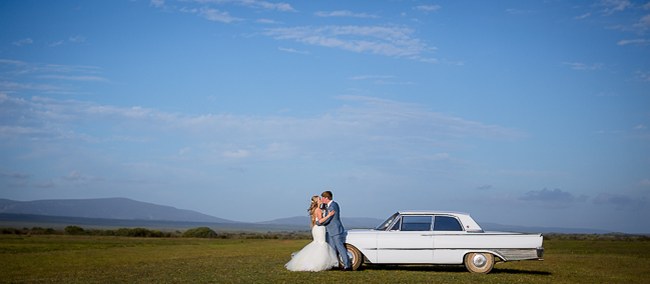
[318,201,345,236]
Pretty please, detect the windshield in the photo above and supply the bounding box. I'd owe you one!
[374,212,399,230]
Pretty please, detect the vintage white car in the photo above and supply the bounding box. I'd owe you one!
[344,211,544,273]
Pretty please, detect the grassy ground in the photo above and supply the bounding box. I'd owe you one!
[1,235,648,283]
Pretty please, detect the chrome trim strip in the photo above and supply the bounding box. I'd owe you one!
[365,247,540,251]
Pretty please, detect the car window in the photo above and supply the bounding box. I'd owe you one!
[375,213,399,230]
[401,216,432,231]
[389,218,401,230]
[434,216,463,231]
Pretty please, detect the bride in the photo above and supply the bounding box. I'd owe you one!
[285,195,339,272]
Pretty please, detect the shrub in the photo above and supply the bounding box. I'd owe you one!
[183,227,218,238]
[64,225,86,235]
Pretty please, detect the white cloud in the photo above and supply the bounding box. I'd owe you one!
[617,38,650,46]
[634,14,650,31]
[599,0,632,15]
[635,70,650,81]
[38,75,109,82]
[223,149,251,158]
[562,62,603,71]
[199,7,241,23]
[189,0,295,12]
[350,75,395,81]
[0,94,523,160]
[0,81,67,94]
[238,0,295,12]
[414,5,441,13]
[277,47,309,54]
[349,74,413,85]
[574,12,591,20]
[264,25,435,61]
[0,60,106,94]
[12,38,33,46]
[315,10,378,18]
[256,18,279,24]
[68,35,86,43]
[505,8,535,15]
[150,0,165,8]
[49,40,65,47]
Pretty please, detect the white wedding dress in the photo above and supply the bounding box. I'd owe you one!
[285,224,339,272]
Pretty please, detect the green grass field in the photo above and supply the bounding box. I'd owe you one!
[1,235,648,283]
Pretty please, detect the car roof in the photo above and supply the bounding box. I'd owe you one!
[396,211,484,231]
[398,210,470,216]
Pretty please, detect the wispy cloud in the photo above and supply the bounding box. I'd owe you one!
[640,178,650,186]
[199,7,242,23]
[38,75,109,82]
[315,10,379,18]
[264,25,436,61]
[186,0,295,12]
[350,75,395,81]
[236,0,295,12]
[277,47,309,54]
[594,193,646,210]
[633,14,650,32]
[349,75,413,85]
[617,38,650,46]
[598,0,632,15]
[0,81,67,94]
[150,0,165,8]
[256,18,279,24]
[476,184,493,191]
[414,5,441,13]
[1,93,523,161]
[520,188,588,208]
[12,38,33,46]
[505,8,534,15]
[635,70,650,82]
[563,62,604,71]
[0,59,107,94]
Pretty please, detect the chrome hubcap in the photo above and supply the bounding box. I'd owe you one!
[472,254,487,268]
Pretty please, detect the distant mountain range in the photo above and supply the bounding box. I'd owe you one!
[0,197,614,234]
[258,216,384,229]
[0,197,234,223]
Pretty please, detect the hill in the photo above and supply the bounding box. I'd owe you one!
[0,198,234,223]
[258,216,384,229]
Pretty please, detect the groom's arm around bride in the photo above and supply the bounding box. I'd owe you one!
[316,190,352,270]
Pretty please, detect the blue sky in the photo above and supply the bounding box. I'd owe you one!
[1,0,649,233]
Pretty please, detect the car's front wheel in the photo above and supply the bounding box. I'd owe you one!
[345,244,363,270]
[464,252,494,273]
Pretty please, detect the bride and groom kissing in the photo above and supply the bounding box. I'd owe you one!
[285,190,353,272]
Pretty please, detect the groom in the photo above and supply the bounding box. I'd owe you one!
[317,190,352,270]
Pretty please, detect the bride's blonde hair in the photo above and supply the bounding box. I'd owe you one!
[308,195,319,226]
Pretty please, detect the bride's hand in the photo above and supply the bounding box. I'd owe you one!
[327,210,335,216]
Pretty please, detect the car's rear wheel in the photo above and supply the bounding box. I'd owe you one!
[345,244,363,270]
[464,252,494,273]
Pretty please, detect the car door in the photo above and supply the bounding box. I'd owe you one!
[376,215,434,263]
[431,215,466,263]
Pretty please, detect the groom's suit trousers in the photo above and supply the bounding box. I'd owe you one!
[320,201,351,269]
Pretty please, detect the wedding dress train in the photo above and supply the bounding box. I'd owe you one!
[285,224,339,272]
